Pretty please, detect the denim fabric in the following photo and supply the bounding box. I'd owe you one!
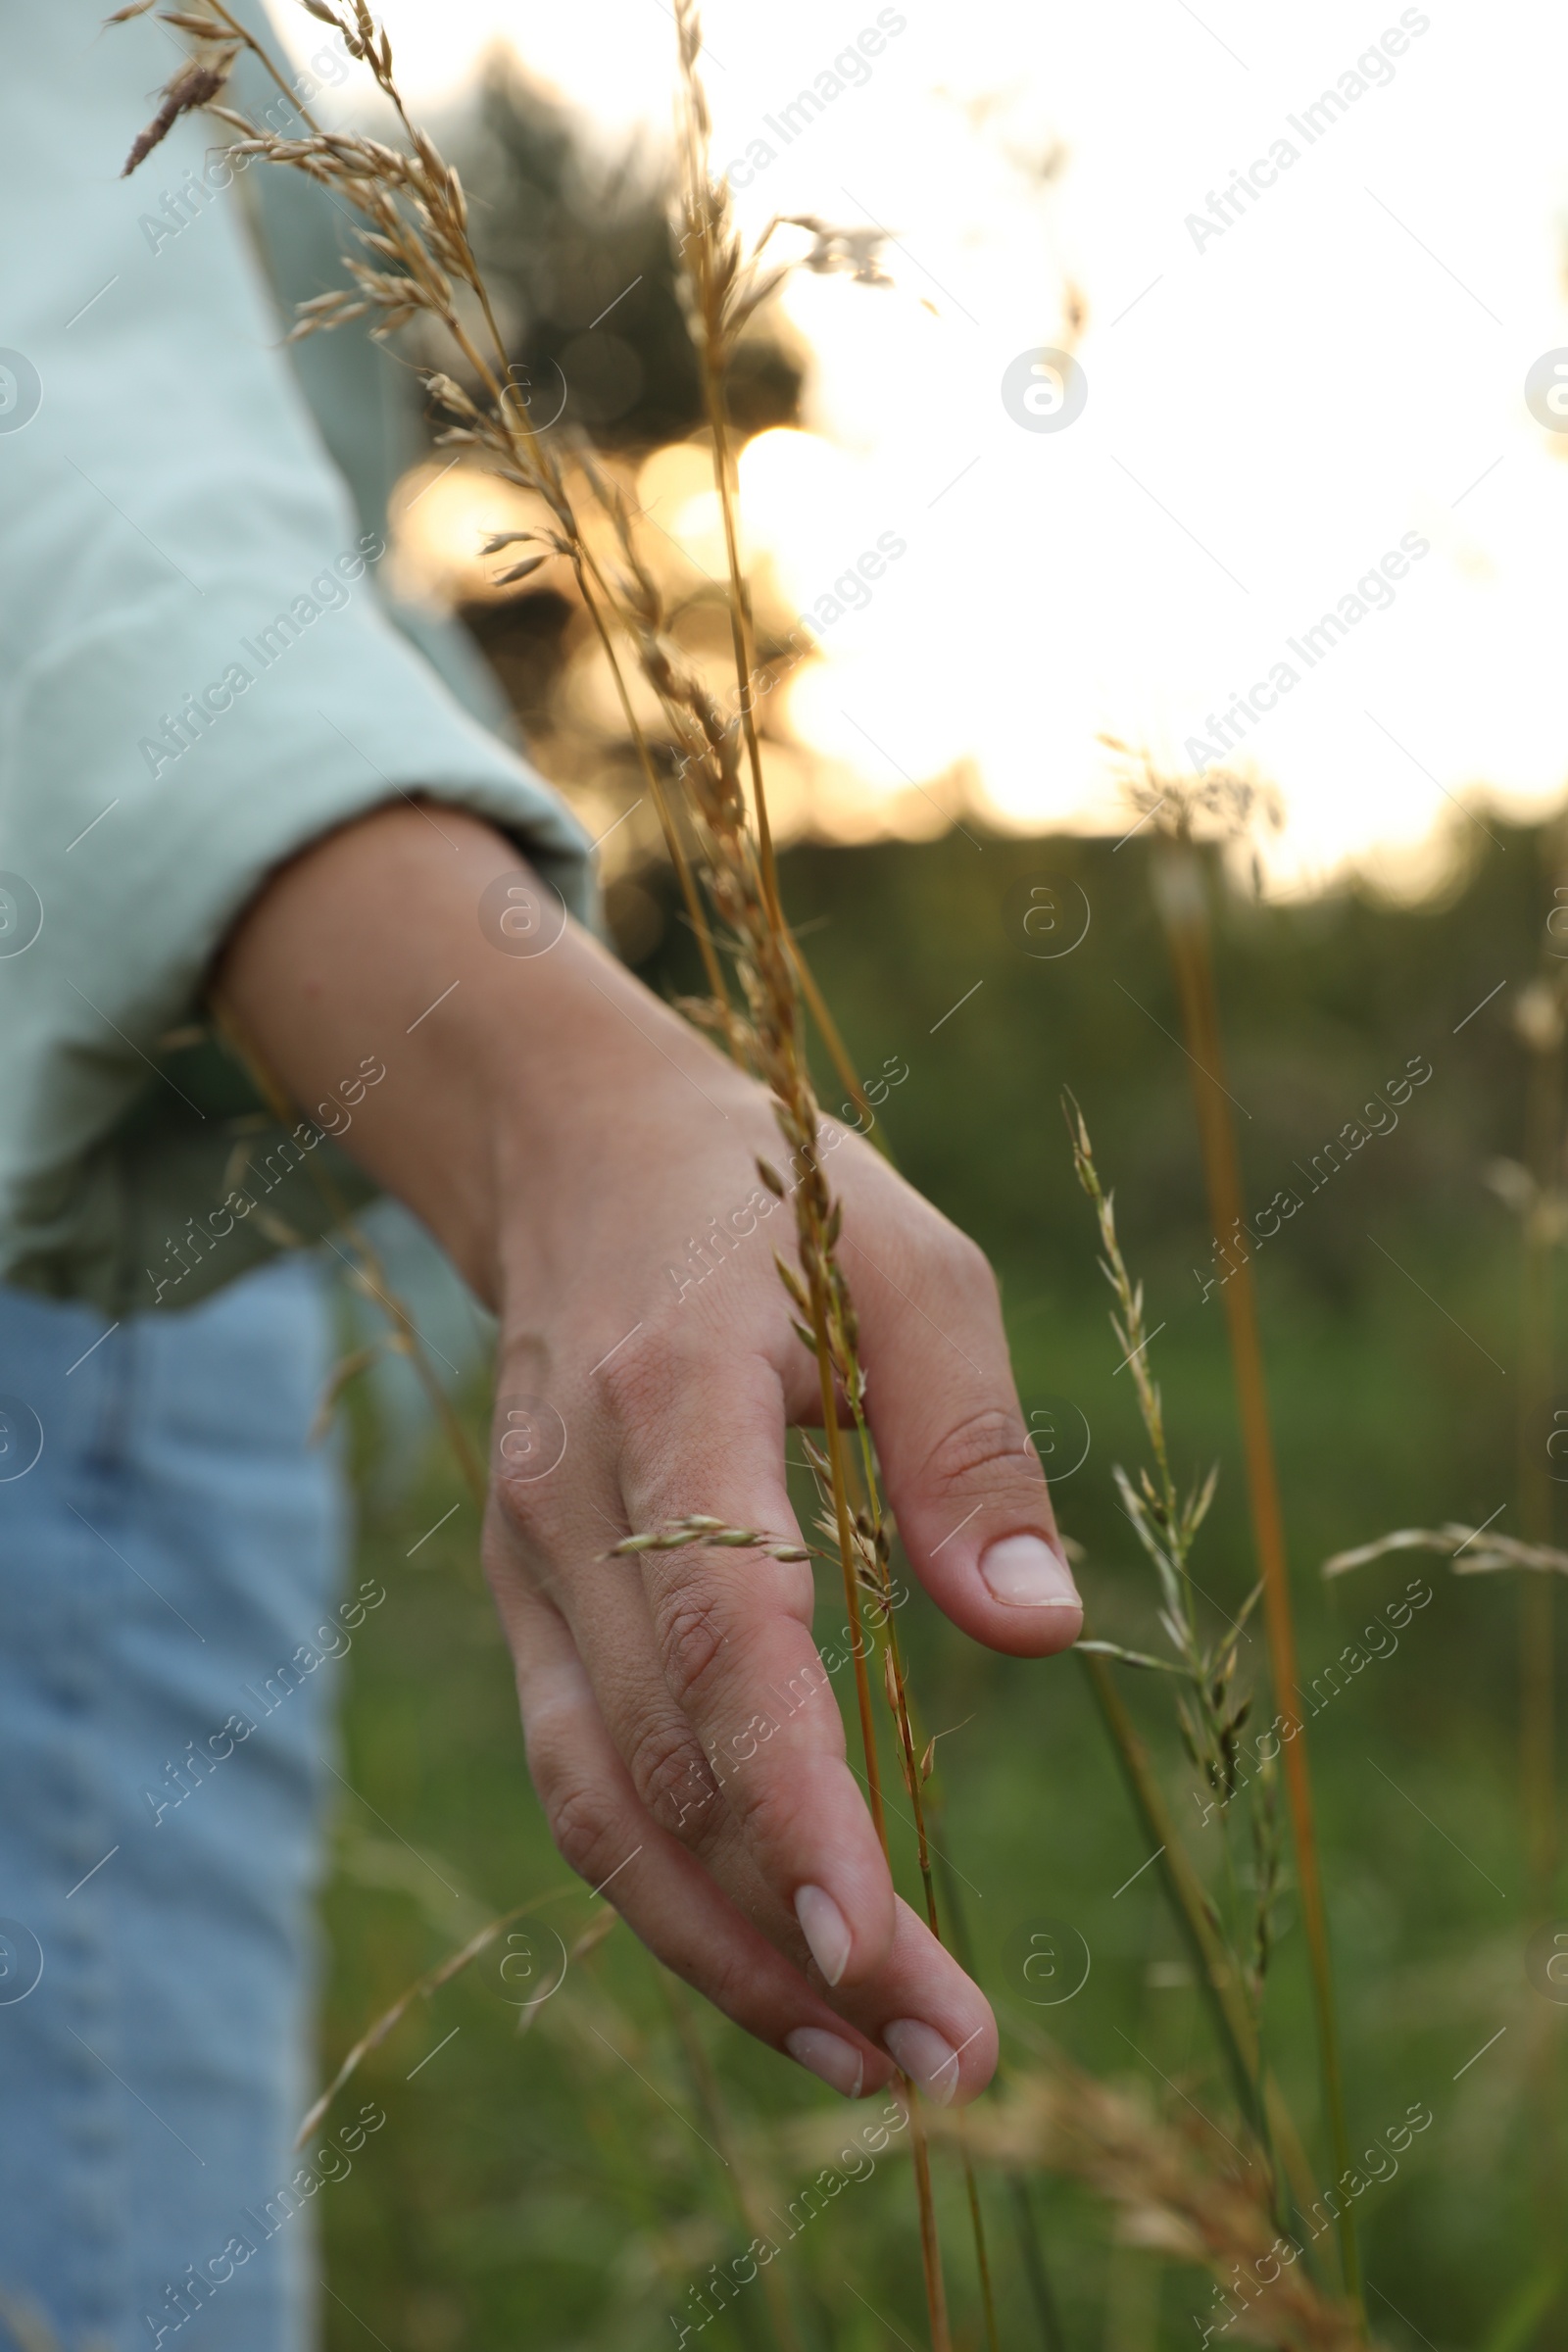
[0,1256,346,2350]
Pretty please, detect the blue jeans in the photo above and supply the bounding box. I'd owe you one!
[0,1259,345,2350]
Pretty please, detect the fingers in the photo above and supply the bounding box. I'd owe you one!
[829,1897,998,2109]
[494,1526,996,2104]
[492,1560,897,2101]
[839,1205,1084,1659]
[599,1328,899,1990]
[489,1341,1000,2106]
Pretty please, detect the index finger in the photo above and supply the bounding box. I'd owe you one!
[605,1326,898,1994]
[841,1209,1084,1656]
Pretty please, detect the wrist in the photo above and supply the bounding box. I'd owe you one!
[219,802,566,1305]
[217,799,759,1323]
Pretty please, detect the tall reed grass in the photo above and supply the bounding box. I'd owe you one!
[108,13,1531,2348]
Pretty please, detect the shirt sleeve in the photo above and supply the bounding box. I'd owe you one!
[0,2,593,1311]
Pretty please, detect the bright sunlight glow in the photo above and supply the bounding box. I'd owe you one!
[274,0,1568,895]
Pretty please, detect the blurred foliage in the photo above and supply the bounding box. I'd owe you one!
[448,53,804,447]
[425,57,809,849]
[317,40,1568,2352]
[319,812,1568,2352]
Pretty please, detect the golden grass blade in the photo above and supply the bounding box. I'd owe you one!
[308,1342,383,1444]
[961,2139,1002,2352]
[1152,830,1361,2321]
[666,16,949,2333]
[293,1888,573,2147]
[919,2060,1370,2352]
[129,4,941,2328]
[792,936,891,1159]
[1079,1654,1268,2155]
[572,582,743,1062]
[514,1906,619,2039]
[1323,1525,1568,1581]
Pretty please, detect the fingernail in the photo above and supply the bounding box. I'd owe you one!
[883,2018,961,2107]
[979,1533,1081,1610]
[785,2026,864,2098]
[795,1884,852,1986]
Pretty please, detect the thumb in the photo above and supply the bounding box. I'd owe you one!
[841,1223,1084,1657]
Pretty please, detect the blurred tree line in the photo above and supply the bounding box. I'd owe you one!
[313,58,1568,2350]
[438,53,804,802]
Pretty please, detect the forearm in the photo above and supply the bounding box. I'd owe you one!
[216,801,745,1316]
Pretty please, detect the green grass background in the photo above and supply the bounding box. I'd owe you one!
[318,816,1565,2351]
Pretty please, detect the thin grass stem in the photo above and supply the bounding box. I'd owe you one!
[1079,1653,1268,2154]
[1153,841,1361,2319]
[570,566,741,1056]
[145,7,949,2329]
[961,2150,1001,2352]
[906,2096,954,2352]
[793,942,891,1160]
[812,1305,886,1852]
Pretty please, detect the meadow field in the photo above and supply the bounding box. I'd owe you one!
[314,818,1560,2351]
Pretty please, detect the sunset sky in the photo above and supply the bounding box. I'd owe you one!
[274,0,1568,895]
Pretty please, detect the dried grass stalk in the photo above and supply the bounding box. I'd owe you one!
[922,2059,1369,2352]
[293,1887,582,2147]
[1127,776,1362,2320]
[783,2051,1366,2352]
[1323,1526,1568,1582]
[1066,1103,1295,2240]
[116,7,948,2337]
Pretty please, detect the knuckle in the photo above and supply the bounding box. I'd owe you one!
[914,1213,994,1298]
[489,1469,553,1559]
[656,1579,732,1715]
[479,1498,539,1617]
[492,1393,571,1513]
[924,1401,1037,1500]
[533,1761,620,1887]
[519,1678,619,1885]
[625,1709,717,1837]
[482,1494,570,1618]
[947,1225,996,1291]
[738,1767,807,1856]
[599,1319,696,1433]
[543,1778,620,1890]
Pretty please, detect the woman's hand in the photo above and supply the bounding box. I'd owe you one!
[220,803,1082,2105]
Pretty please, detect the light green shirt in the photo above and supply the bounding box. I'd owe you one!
[0,1,591,1313]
